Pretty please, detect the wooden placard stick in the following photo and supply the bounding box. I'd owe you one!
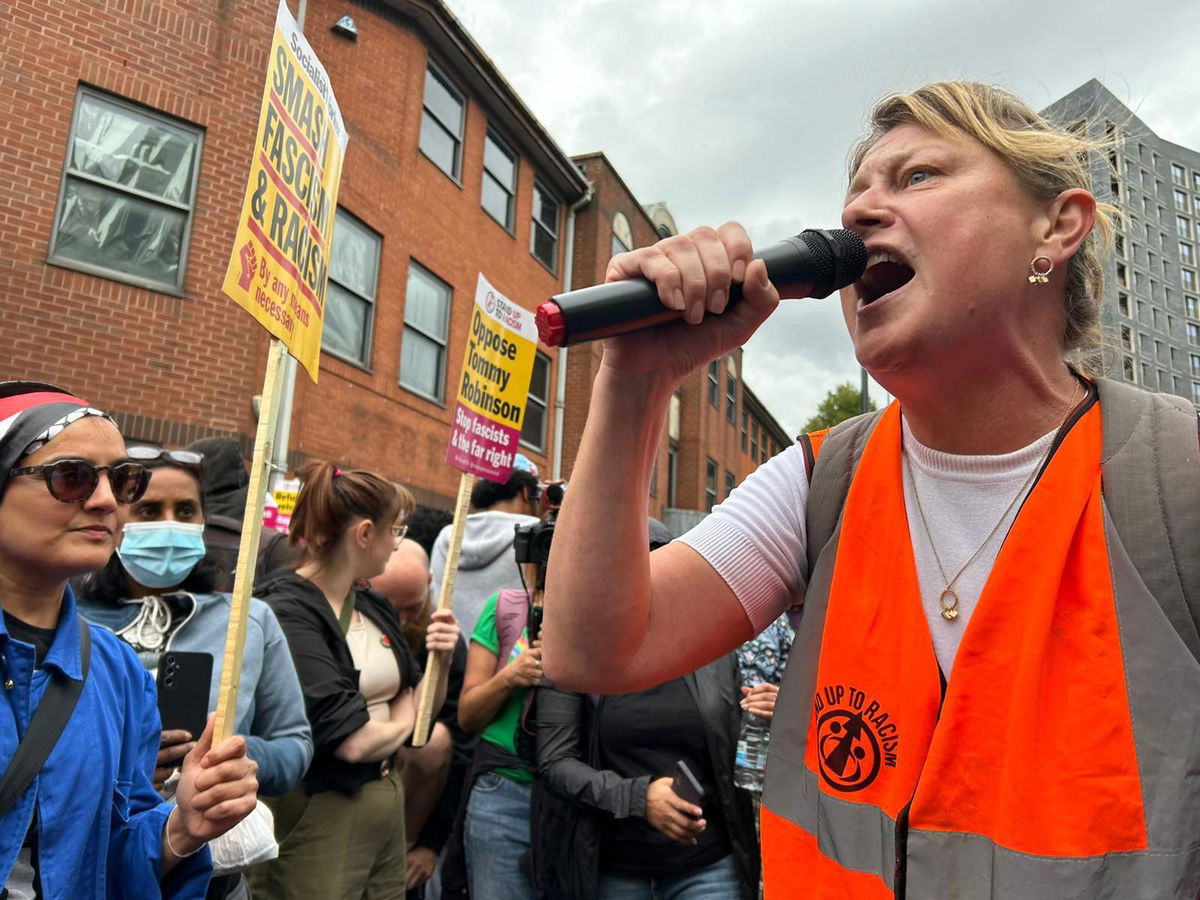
[411,470,475,747]
[212,338,287,742]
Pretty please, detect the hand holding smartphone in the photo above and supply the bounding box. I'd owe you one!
[156,651,213,740]
[672,759,705,812]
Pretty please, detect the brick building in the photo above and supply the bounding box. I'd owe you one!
[0,0,588,507]
[0,0,790,516]
[1046,80,1200,409]
[561,154,791,532]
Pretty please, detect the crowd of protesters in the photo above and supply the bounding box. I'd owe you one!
[0,386,780,899]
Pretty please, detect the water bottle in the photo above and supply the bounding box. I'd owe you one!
[734,710,770,792]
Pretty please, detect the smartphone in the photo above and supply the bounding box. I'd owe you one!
[672,759,705,810]
[156,651,213,739]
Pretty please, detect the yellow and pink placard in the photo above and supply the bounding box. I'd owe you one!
[445,274,538,483]
[221,0,347,382]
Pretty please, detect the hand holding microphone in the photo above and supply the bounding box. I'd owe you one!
[536,226,866,347]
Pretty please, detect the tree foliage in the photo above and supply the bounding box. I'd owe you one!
[800,382,877,433]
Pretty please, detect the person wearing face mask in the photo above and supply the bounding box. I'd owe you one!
[0,382,260,898]
[75,445,314,899]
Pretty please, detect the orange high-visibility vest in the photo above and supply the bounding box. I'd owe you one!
[761,399,1200,898]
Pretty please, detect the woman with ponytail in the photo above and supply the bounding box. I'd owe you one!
[249,462,460,899]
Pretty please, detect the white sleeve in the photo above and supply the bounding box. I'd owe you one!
[676,443,809,633]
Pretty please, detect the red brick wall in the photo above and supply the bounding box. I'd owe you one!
[0,0,574,508]
[0,0,277,440]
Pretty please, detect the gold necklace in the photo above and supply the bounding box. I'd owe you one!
[904,381,1083,622]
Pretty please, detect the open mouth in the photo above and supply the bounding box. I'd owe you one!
[858,251,915,305]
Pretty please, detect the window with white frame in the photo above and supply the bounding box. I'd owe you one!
[1191,353,1200,377]
[323,210,380,366]
[400,262,451,401]
[611,211,633,259]
[420,66,464,180]
[520,351,551,451]
[725,357,737,424]
[708,360,719,406]
[705,458,718,512]
[1190,322,1200,346]
[531,179,559,272]
[482,130,517,230]
[1181,242,1196,267]
[1193,382,1200,405]
[49,88,202,293]
[1187,295,1199,318]
[1176,188,1189,210]
[1173,163,1187,186]
[725,470,735,500]
[667,444,678,506]
[1184,269,1198,292]
[1179,216,1192,238]
[1123,356,1135,380]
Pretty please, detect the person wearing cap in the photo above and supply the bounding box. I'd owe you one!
[429,454,540,639]
[0,381,259,898]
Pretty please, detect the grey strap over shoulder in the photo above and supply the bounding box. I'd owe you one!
[1095,377,1200,661]
[799,408,884,579]
[799,378,1200,663]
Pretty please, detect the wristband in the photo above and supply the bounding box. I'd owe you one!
[165,810,203,859]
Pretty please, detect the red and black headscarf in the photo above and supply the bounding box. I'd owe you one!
[0,381,112,497]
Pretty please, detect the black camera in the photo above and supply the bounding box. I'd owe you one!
[513,519,554,567]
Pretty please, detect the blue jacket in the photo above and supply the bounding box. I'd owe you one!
[0,587,212,897]
[78,591,313,796]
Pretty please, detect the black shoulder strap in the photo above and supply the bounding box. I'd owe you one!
[0,616,93,817]
[802,410,885,578]
[1096,377,1200,663]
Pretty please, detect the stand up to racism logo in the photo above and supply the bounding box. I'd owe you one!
[813,684,900,792]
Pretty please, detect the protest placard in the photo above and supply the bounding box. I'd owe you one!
[213,0,345,743]
[413,275,540,745]
[444,274,540,481]
[221,0,348,383]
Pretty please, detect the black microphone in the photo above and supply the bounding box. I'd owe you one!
[535,228,867,347]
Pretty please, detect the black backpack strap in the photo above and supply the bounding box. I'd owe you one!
[802,409,886,578]
[1097,377,1200,663]
[0,616,93,817]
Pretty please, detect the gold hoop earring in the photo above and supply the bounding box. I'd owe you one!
[1028,256,1053,285]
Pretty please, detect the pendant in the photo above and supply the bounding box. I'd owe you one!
[939,589,960,621]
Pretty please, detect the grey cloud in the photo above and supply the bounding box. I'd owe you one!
[446,0,1200,433]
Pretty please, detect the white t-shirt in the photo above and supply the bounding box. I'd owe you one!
[678,416,1055,675]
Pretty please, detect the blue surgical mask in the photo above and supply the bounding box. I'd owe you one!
[117,521,207,590]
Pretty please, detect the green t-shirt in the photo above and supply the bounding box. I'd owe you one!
[470,593,532,784]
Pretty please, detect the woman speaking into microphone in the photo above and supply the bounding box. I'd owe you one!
[543,82,1200,898]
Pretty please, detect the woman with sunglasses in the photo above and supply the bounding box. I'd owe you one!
[0,381,259,898]
[75,443,314,899]
[249,462,460,899]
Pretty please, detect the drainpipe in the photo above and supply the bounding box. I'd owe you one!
[551,181,595,480]
[269,0,306,490]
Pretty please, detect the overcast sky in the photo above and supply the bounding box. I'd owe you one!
[442,0,1200,435]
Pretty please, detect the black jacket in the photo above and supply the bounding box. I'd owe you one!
[257,571,420,795]
[535,654,760,899]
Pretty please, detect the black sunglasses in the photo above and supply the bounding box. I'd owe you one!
[126,445,204,473]
[7,459,151,504]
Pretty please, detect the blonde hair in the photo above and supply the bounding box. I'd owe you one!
[849,81,1118,363]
